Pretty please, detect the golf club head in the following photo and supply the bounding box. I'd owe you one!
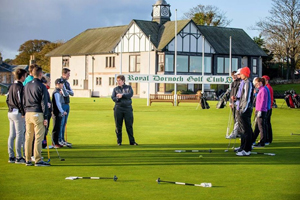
[175,150,184,153]
[61,158,65,161]
[200,183,212,187]
[113,175,118,181]
[65,177,78,180]
[156,178,161,184]
[224,150,228,152]
[209,149,212,153]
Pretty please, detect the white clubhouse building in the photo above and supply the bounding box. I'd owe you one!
[47,0,266,98]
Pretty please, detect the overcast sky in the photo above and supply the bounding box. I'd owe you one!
[0,0,273,60]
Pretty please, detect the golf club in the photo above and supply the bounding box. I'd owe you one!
[251,152,275,156]
[175,149,212,153]
[48,131,65,161]
[291,133,300,135]
[66,175,118,181]
[156,178,212,187]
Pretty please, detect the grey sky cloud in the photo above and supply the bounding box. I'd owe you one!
[0,0,272,60]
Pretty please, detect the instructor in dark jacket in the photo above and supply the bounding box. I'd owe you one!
[111,75,138,146]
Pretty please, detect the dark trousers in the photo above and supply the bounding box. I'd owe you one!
[114,106,135,144]
[238,108,253,152]
[253,111,267,145]
[232,106,237,123]
[52,114,62,145]
[266,109,273,143]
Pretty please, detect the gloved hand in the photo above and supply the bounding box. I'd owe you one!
[257,111,262,118]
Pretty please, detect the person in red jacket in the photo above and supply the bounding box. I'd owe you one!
[262,75,273,144]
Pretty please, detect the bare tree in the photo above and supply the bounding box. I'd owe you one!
[183,5,232,27]
[256,0,300,80]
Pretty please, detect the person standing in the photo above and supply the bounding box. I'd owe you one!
[262,75,273,144]
[253,78,268,147]
[59,68,73,147]
[24,65,50,166]
[227,69,241,139]
[6,68,27,164]
[41,76,52,149]
[23,64,35,86]
[52,78,67,148]
[233,67,254,156]
[111,75,138,146]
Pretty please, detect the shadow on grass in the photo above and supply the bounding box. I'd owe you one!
[47,143,300,167]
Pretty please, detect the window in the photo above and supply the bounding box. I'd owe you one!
[158,54,165,72]
[96,77,102,85]
[190,56,201,73]
[129,55,140,72]
[165,55,212,73]
[73,79,78,86]
[106,57,115,68]
[109,77,115,86]
[165,55,174,72]
[3,75,7,83]
[253,58,258,74]
[217,57,238,74]
[62,58,69,67]
[177,55,189,72]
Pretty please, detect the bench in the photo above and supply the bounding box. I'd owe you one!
[177,94,200,105]
[150,94,174,106]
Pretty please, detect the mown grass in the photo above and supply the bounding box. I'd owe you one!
[0,96,299,200]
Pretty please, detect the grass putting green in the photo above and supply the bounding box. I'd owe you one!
[0,96,299,200]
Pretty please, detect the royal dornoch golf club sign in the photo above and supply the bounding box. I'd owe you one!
[116,74,233,84]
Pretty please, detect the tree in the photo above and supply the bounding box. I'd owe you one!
[256,0,300,80]
[35,41,64,73]
[183,5,232,26]
[13,39,50,66]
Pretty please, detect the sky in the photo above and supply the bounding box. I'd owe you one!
[0,0,273,60]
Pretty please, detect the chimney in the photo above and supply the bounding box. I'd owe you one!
[29,55,36,65]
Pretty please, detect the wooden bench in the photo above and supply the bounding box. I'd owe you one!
[150,94,174,106]
[177,94,200,105]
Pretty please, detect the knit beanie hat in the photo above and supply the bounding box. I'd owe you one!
[240,67,250,78]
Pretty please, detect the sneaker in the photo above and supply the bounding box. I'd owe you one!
[118,143,122,146]
[15,157,26,164]
[64,142,72,147]
[253,143,265,148]
[130,142,138,145]
[236,150,251,156]
[8,157,16,163]
[35,161,51,167]
[26,161,33,166]
[265,142,270,145]
[234,147,241,152]
[54,144,63,148]
[59,141,65,146]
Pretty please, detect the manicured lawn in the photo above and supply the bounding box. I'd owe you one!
[0,96,299,200]
[272,83,300,93]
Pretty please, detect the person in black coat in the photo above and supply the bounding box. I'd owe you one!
[111,75,138,146]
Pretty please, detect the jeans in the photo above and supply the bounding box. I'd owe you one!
[59,104,70,142]
[8,112,25,158]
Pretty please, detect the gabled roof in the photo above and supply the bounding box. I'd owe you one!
[46,25,128,57]
[132,20,160,47]
[47,19,266,57]
[197,26,267,56]
[157,20,190,50]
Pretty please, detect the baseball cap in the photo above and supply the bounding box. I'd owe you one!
[234,68,241,75]
[55,78,64,85]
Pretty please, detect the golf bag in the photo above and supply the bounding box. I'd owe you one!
[200,97,210,109]
[216,89,231,109]
[284,90,299,108]
[292,94,300,108]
